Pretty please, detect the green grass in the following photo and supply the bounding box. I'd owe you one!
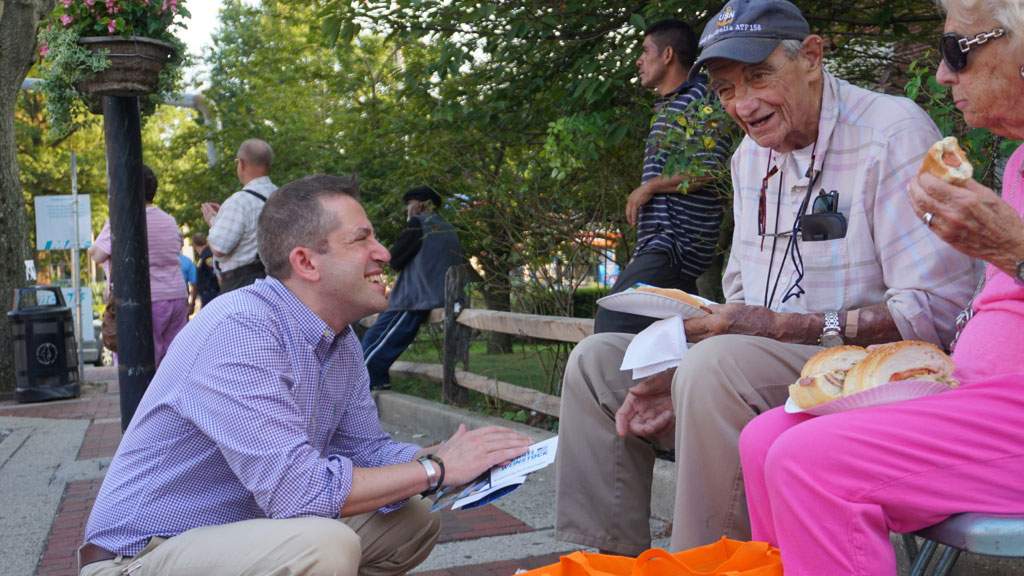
[388,328,566,430]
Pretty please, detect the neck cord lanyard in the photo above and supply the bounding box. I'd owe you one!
[762,140,820,309]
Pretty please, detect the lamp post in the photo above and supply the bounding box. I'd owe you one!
[103,96,155,431]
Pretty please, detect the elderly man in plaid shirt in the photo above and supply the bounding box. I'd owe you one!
[202,139,278,293]
[555,0,979,558]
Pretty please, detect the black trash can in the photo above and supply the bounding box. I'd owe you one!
[7,286,80,403]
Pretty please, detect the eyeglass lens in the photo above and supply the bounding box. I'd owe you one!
[812,191,838,214]
[940,33,968,73]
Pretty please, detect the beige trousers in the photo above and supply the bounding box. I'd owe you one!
[554,333,820,556]
[80,496,440,576]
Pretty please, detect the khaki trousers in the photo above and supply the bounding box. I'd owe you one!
[80,496,440,576]
[554,333,819,556]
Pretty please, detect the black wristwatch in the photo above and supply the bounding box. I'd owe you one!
[819,311,844,348]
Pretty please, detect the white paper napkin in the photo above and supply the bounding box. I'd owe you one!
[620,315,689,380]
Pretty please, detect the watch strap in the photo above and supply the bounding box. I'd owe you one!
[823,311,841,335]
[418,457,438,492]
[418,454,445,496]
[819,311,843,347]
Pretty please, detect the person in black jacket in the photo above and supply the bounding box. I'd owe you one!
[361,186,464,390]
[192,232,220,308]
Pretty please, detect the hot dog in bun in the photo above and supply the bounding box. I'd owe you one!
[919,136,973,185]
[634,285,712,313]
[788,346,869,409]
[843,341,958,395]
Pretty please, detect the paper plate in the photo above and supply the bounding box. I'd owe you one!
[596,291,711,320]
[785,379,956,416]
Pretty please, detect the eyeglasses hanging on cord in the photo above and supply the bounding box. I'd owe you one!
[759,141,848,309]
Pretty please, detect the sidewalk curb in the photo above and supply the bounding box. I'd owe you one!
[373,392,676,522]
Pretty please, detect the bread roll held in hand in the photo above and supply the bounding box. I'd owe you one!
[919,136,973,185]
[843,341,958,396]
[788,346,868,409]
[634,285,712,313]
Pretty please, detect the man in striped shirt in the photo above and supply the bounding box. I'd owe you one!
[594,18,729,334]
[556,0,977,557]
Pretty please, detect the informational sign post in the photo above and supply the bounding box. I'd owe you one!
[34,195,92,251]
[35,186,93,381]
[37,287,94,336]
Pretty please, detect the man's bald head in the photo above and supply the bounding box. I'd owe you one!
[235,139,273,185]
[237,139,273,170]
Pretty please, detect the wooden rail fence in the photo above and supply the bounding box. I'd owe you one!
[365,266,594,418]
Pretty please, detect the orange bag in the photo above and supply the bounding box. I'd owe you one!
[517,538,783,576]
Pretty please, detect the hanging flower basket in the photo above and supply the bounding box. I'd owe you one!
[74,36,174,98]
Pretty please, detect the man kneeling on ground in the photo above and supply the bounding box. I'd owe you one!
[79,174,532,576]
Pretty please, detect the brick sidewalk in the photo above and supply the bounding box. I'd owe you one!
[4,368,571,575]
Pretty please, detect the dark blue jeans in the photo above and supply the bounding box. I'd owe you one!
[361,309,430,389]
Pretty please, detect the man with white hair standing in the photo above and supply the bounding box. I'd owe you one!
[202,138,278,292]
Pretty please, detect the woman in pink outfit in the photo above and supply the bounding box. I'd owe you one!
[738,1,1024,574]
[91,165,188,367]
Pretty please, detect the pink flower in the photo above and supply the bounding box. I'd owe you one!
[60,13,73,26]
[40,41,50,57]
[84,0,95,5]
[62,0,72,7]
[107,19,117,34]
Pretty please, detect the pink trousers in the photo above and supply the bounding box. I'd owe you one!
[739,372,1024,575]
[152,298,188,366]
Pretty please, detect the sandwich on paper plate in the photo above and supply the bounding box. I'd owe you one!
[633,285,713,314]
[919,136,973,185]
[788,341,959,410]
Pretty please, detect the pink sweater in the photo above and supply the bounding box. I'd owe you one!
[951,143,1024,382]
[93,205,184,302]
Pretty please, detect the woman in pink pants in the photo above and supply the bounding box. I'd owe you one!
[739,1,1024,573]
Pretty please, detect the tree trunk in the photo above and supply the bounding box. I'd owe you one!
[478,249,514,355]
[0,0,56,393]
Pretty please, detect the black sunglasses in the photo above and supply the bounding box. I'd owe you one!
[812,190,838,214]
[940,27,1005,73]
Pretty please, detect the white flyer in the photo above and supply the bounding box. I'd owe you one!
[430,436,558,513]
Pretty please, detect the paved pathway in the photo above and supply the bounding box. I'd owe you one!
[0,366,626,575]
[4,367,1022,575]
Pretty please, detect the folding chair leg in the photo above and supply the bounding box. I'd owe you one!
[932,547,962,576]
[909,540,939,576]
[903,533,920,564]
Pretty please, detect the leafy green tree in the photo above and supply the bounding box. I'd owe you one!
[1,0,57,392]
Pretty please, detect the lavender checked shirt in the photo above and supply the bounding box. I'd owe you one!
[84,278,420,556]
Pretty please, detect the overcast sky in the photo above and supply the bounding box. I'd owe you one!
[179,1,222,59]
[178,0,259,86]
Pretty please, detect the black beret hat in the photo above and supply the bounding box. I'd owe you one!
[402,185,443,206]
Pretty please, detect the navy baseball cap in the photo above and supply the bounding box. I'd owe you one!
[688,0,810,81]
[402,185,443,206]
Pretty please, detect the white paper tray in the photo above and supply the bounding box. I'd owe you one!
[785,379,955,416]
[596,291,711,320]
